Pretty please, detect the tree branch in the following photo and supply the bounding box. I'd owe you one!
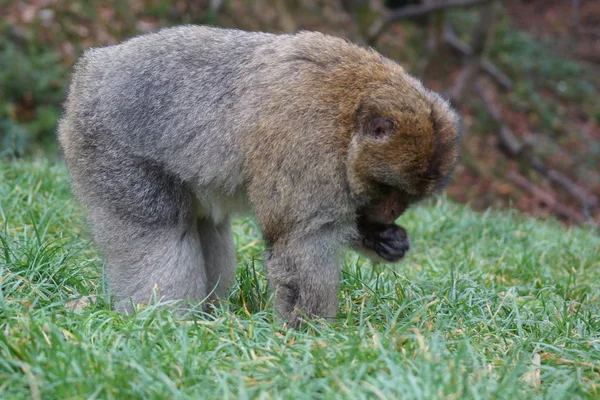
[417,0,447,75]
[508,171,585,223]
[368,0,493,42]
[275,0,298,33]
[444,26,512,90]
[476,82,598,218]
[449,1,496,106]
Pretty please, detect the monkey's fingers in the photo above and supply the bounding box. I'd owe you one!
[375,239,409,262]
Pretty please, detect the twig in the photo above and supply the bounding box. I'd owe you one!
[417,0,447,75]
[530,159,597,217]
[476,82,597,218]
[210,0,224,12]
[341,0,381,45]
[444,26,513,90]
[449,1,496,106]
[367,0,493,42]
[426,0,445,51]
[508,171,585,223]
[275,0,298,33]
[570,0,581,34]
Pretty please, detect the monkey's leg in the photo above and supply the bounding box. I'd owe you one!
[68,154,209,312]
[266,230,343,328]
[197,217,237,301]
[95,215,209,312]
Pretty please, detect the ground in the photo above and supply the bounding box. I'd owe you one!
[1,160,599,399]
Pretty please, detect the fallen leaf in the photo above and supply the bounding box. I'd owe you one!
[523,352,542,388]
[65,295,98,313]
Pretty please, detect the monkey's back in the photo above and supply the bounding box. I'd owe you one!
[58,26,404,224]
[60,27,282,189]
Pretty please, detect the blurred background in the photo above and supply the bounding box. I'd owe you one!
[1,0,598,225]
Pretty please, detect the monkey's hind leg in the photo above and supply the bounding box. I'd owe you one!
[94,212,209,313]
[197,216,237,302]
[69,155,209,313]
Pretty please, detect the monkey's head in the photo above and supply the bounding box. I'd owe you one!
[347,71,461,226]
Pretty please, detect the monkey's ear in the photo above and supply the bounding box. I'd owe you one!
[363,116,396,141]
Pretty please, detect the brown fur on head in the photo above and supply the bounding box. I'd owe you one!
[346,69,461,224]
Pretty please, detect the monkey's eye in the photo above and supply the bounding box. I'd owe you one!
[366,117,395,140]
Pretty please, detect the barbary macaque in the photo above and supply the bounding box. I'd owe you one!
[59,26,460,327]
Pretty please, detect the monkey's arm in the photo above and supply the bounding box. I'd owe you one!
[354,220,410,263]
[265,226,350,328]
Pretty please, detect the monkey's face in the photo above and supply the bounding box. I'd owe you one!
[347,78,461,201]
[353,188,417,263]
[349,77,460,263]
[357,187,416,225]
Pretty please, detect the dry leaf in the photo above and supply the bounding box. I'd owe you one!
[65,295,98,313]
[523,352,542,388]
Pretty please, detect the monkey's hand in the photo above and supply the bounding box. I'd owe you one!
[356,222,410,263]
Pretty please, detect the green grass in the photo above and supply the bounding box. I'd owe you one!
[1,159,599,399]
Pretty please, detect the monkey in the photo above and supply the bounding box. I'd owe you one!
[58,26,460,327]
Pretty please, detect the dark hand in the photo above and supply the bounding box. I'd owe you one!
[359,222,410,262]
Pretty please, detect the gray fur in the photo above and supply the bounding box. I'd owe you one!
[59,26,459,327]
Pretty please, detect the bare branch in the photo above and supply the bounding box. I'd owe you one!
[449,1,496,105]
[416,0,447,75]
[342,0,383,45]
[476,82,598,218]
[210,0,224,12]
[368,0,493,41]
[388,0,492,19]
[570,0,581,34]
[530,159,597,217]
[508,171,585,223]
[275,0,299,33]
[444,26,512,90]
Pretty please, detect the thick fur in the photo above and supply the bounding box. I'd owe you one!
[59,26,460,327]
